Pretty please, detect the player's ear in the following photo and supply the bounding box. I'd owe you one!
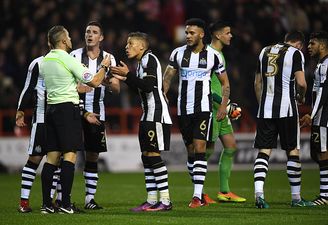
[319,42,325,51]
[200,31,205,39]
[99,34,104,42]
[48,41,53,49]
[215,33,220,40]
[140,41,145,50]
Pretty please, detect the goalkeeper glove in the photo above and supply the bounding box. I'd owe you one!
[226,102,242,120]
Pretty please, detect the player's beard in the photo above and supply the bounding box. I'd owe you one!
[187,41,201,51]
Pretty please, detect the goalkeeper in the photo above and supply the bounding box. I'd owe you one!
[206,21,245,203]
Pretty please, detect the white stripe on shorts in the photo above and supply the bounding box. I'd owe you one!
[320,127,327,152]
[28,123,37,154]
[156,122,164,151]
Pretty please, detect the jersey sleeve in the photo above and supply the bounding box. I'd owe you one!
[256,47,267,74]
[142,55,158,79]
[292,50,304,74]
[125,72,156,93]
[17,59,39,111]
[67,55,94,83]
[168,49,179,69]
[312,62,328,120]
[213,53,226,75]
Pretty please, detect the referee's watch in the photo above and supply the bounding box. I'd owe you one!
[101,64,109,72]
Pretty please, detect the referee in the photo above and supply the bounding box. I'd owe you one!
[39,25,110,214]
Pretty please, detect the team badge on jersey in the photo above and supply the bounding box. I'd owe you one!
[199,58,207,65]
[34,145,42,153]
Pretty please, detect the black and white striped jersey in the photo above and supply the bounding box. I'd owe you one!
[256,43,304,118]
[311,55,328,127]
[17,56,46,124]
[70,48,116,121]
[136,50,172,124]
[169,45,225,116]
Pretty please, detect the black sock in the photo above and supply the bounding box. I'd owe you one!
[41,162,57,207]
[60,161,75,208]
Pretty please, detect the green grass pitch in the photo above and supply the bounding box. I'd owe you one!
[0,170,326,225]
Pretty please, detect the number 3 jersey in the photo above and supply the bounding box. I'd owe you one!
[256,43,304,118]
[311,55,328,127]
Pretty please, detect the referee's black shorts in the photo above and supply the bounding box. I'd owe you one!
[45,102,83,153]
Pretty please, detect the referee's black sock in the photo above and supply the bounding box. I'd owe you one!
[60,160,75,208]
[41,162,57,207]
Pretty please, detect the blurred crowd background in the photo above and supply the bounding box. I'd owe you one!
[0,0,327,134]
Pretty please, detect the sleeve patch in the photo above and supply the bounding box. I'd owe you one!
[82,71,93,82]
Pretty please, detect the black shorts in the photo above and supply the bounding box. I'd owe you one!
[178,112,212,146]
[82,119,107,153]
[254,117,299,151]
[311,126,328,157]
[45,102,83,152]
[139,121,171,152]
[28,123,46,156]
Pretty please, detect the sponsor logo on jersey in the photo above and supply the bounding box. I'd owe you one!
[181,70,207,78]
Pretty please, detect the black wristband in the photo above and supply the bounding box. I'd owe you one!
[101,64,109,72]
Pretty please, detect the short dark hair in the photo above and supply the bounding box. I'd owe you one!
[128,32,150,49]
[48,25,66,49]
[185,18,206,31]
[284,31,305,44]
[310,31,328,47]
[87,21,103,34]
[209,20,230,35]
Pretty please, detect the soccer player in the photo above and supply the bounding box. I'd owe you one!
[207,21,246,203]
[70,21,120,210]
[163,18,226,208]
[16,56,58,212]
[111,32,172,211]
[40,25,110,214]
[300,31,328,205]
[253,31,314,208]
